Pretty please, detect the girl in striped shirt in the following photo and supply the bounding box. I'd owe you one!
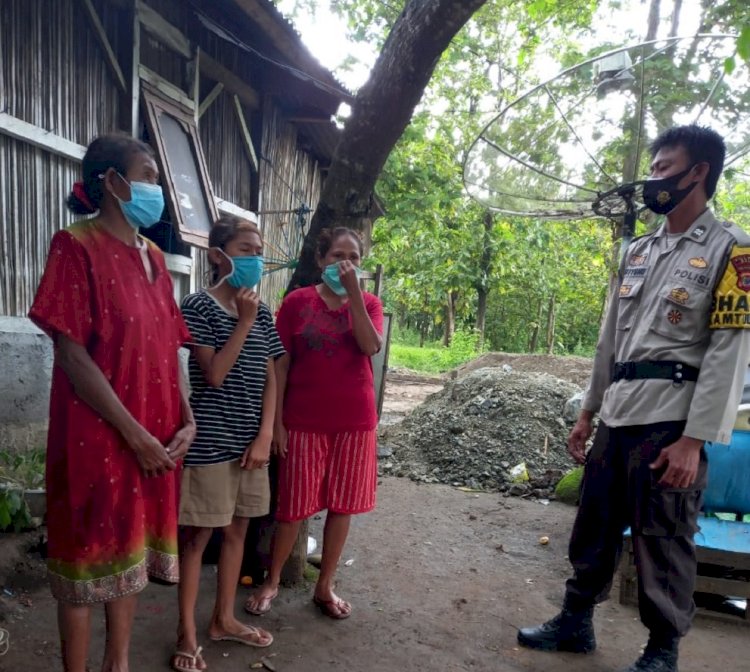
[173,217,285,672]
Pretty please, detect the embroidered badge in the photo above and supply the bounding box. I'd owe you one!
[691,226,706,239]
[731,253,750,291]
[667,310,682,324]
[688,257,707,269]
[656,191,671,206]
[629,254,647,266]
[710,246,750,329]
[668,287,690,305]
[619,284,632,297]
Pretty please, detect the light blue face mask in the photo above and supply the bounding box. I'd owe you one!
[115,174,165,230]
[220,250,264,289]
[321,262,361,296]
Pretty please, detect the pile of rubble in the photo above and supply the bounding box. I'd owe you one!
[379,367,583,497]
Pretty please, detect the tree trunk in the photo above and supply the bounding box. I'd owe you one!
[545,294,556,355]
[528,300,543,352]
[476,287,488,349]
[443,291,458,346]
[287,0,488,291]
[475,210,494,350]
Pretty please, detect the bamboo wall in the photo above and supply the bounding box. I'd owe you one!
[258,101,323,308]
[0,0,122,316]
[0,0,329,315]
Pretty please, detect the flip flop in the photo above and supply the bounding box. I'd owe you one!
[313,595,352,620]
[171,646,205,672]
[244,587,279,616]
[209,626,273,648]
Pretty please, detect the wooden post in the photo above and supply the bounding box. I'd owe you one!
[121,0,141,135]
[280,521,309,585]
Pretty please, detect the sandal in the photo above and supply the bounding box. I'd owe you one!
[244,587,279,616]
[313,595,352,620]
[209,625,273,648]
[171,646,205,672]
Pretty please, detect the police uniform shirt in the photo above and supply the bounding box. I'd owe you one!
[582,208,750,444]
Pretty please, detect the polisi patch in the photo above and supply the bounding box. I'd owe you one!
[672,267,710,287]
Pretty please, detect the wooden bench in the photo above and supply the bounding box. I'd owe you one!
[619,409,750,625]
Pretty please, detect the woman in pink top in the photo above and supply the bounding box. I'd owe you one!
[246,227,383,619]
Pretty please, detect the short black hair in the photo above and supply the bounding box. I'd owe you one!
[649,124,726,199]
[67,134,154,215]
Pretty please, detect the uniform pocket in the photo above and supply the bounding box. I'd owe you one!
[641,486,703,537]
[616,281,644,332]
[649,285,711,342]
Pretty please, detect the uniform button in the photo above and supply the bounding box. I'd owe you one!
[675,372,683,379]
[676,363,683,370]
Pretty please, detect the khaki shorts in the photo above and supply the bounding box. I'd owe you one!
[179,460,270,527]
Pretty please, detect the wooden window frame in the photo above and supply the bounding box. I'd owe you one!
[141,84,217,248]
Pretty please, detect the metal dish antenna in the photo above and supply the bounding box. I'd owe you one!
[463,34,750,246]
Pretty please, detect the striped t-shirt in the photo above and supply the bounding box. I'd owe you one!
[181,290,285,466]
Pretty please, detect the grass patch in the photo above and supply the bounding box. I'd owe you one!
[389,328,482,374]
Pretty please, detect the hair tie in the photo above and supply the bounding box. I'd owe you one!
[72,181,96,213]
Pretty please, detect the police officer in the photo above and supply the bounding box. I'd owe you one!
[517,125,750,672]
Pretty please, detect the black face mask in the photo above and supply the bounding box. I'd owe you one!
[642,165,698,215]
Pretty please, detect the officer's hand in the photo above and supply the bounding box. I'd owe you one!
[649,436,703,488]
[568,415,594,464]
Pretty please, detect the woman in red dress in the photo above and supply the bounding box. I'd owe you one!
[246,227,383,619]
[28,134,196,672]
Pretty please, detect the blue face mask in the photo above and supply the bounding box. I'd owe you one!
[223,253,264,289]
[115,174,165,230]
[321,262,361,296]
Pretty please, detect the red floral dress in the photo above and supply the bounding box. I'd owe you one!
[28,220,190,604]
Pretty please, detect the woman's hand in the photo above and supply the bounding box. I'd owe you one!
[241,432,272,470]
[272,422,288,458]
[237,288,260,326]
[338,260,362,296]
[126,426,176,477]
[165,421,197,462]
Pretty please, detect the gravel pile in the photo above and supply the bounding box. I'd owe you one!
[379,367,582,497]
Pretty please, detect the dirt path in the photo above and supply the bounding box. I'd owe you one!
[1,366,748,671]
[1,478,748,672]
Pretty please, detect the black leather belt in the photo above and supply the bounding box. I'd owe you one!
[612,360,699,384]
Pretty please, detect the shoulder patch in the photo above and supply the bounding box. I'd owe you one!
[710,246,750,329]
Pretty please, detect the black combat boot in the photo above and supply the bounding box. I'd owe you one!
[516,605,596,653]
[622,639,679,672]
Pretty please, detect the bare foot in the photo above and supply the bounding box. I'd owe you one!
[244,582,279,615]
[208,618,273,647]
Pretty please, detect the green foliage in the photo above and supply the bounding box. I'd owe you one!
[0,488,33,532]
[389,327,483,373]
[0,449,45,532]
[0,449,46,490]
[282,0,750,354]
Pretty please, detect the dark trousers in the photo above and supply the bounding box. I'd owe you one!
[564,421,707,641]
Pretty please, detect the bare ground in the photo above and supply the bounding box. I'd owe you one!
[1,362,748,672]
